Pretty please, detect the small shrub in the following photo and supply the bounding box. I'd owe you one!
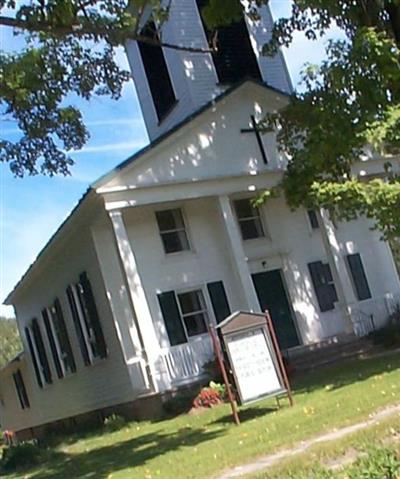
[103,414,126,432]
[0,441,44,472]
[209,381,226,398]
[192,387,222,409]
[346,446,400,479]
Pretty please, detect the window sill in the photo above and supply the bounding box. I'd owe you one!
[85,356,108,368]
[355,297,373,303]
[161,249,197,263]
[242,236,272,245]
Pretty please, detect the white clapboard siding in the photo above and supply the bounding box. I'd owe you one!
[3,219,135,432]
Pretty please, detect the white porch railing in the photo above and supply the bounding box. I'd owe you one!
[350,292,400,337]
[161,335,214,384]
[351,308,376,337]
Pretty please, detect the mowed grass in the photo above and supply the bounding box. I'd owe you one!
[7,354,400,479]
[252,414,400,478]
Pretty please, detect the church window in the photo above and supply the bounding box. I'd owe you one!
[158,287,216,346]
[346,253,371,301]
[234,198,265,240]
[196,0,261,84]
[155,208,190,254]
[138,21,177,122]
[26,319,52,387]
[42,298,76,379]
[177,290,208,337]
[307,210,319,230]
[13,369,30,409]
[66,272,107,365]
[308,261,338,312]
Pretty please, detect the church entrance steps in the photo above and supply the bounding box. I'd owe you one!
[285,334,387,373]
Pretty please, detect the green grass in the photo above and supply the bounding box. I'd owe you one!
[4,354,400,479]
[252,413,400,478]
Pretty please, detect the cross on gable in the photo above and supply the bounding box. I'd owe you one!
[240,115,268,164]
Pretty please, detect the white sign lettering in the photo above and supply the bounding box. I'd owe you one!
[226,327,283,403]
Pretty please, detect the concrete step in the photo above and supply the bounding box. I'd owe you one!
[285,336,384,373]
[285,334,360,359]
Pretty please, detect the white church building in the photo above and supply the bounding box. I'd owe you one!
[1,0,400,439]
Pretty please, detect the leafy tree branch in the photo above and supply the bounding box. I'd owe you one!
[259,1,400,239]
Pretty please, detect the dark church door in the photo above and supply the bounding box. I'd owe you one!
[252,270,300,350]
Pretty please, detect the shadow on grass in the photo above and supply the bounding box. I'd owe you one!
[291,354,400,395]
[7,427,222,479]
[211,406,277,425]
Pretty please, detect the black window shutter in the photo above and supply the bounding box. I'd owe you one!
[13,372,25,408]
[25,327,43,388]
[79,272,108,359]
[346,254,372,301]
[307,210,319,229]
[308,262,337,312]
[207,281,231,324]
[66,285,91,366]
[158,291,187,346]
[138,21,176,121]
[42,308,63,379]
[31,319,52,385]
[196,0,261,84]
[13,370,30,409]
[54,298,77,373]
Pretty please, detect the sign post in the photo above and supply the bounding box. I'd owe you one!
[209,325,240,425]
[213,311,293,423]
[264,310,294,407]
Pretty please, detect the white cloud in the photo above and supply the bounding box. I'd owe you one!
[68,139,147,155]
[85,118,143,127]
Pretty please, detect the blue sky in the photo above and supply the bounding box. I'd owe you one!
[0,1,338,316]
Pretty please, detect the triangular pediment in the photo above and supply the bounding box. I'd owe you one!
[95,81,289,193]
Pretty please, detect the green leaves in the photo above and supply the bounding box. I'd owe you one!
[0,0,164,176]
[0,318,22,369]
[307,179,400,240]
[0,34,129,175]
[200,0,243,30]
[259,2,400,240]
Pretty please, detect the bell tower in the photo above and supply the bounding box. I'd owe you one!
[125,0,292,142]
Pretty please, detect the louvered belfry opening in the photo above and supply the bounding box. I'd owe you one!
[196,0,262,84]
[138,20,177,121]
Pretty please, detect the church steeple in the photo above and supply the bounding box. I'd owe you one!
[125,0,292,142]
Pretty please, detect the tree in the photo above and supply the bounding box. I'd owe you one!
[1,1,399,240]
[0,317,22,369]
[259,0,400,241]
[0,0,241,176]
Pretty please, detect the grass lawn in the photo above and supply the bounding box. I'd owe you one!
[252,414,400,478]
[5,354,400,479]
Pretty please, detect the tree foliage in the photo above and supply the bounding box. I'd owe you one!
[261,0,400,239]
[0,317,22,369]
[1,0,400,239]
[0,0,249,176]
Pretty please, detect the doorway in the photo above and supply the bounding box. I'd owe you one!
[252,269,300,350]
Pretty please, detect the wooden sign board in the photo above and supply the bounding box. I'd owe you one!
[217,311,288,406]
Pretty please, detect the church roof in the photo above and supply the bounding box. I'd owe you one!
[4,79,289,305]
